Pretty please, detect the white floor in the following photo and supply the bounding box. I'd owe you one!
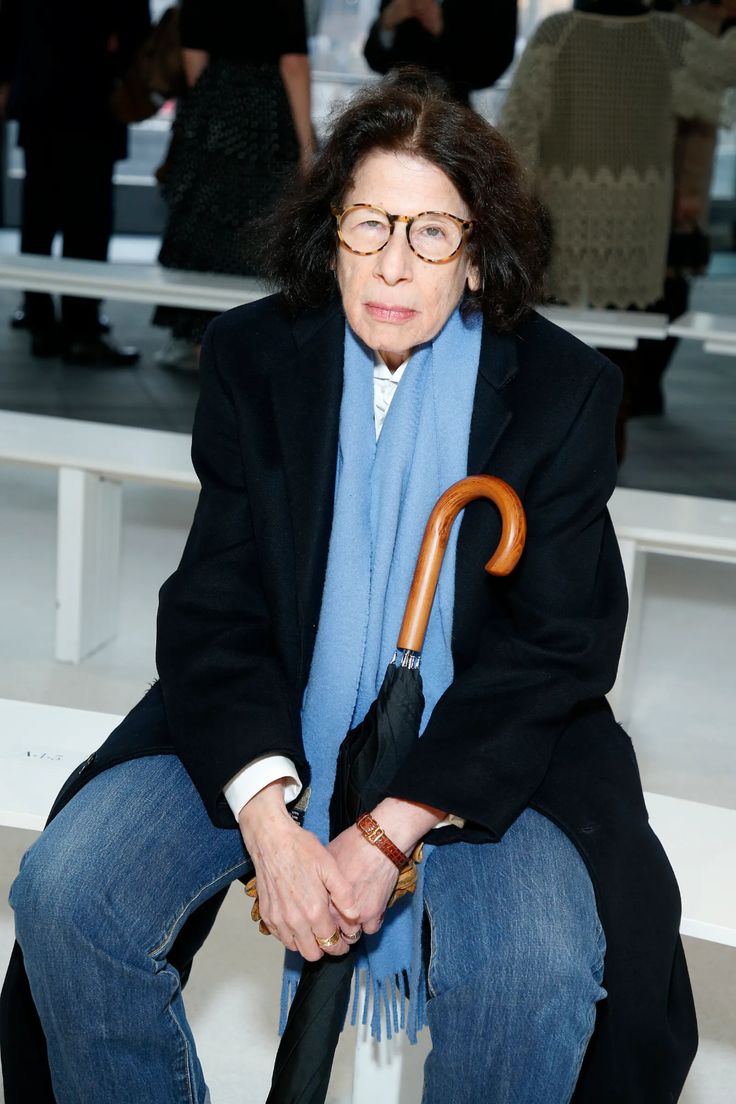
[0,465,734,1101]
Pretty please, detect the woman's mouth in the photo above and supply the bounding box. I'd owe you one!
[365,303,418,323]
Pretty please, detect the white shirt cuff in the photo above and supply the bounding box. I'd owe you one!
[435,813,466,830]
[223,754,302,820]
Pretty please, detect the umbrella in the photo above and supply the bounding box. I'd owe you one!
[257,474,526,1104]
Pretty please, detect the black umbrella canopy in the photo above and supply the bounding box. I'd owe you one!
[329,662,425,834]
[264,476,526,1104]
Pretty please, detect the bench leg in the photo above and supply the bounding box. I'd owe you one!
[608,538,646,726]
[352,1022,405,1104]
[55,468,122,663]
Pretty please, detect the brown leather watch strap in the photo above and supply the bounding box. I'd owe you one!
[355,813,408,870]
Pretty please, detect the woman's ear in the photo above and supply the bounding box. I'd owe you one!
[466,264,481,293]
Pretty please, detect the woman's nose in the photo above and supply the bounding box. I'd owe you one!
[373,228,413,284]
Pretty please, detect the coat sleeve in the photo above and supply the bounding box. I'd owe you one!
[155,320,307,828]
[388,359,627,840]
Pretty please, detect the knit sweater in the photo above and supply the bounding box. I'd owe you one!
[499,11,736,307]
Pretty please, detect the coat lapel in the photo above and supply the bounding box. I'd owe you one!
[467,323,518,475]
[268,297,345,681]
[454,323,519,633]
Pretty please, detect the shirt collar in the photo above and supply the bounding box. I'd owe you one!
[373,351,410,382]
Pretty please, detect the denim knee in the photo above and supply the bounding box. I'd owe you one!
[12,847,63,951]
[10,825,102,961]
[424,817,607,1005]
[427,903,605,1005]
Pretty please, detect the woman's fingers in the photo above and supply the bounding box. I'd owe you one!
[327,826,402,935]
[258,886,350,959]
[321,858,360,926]
[246,828,355,958]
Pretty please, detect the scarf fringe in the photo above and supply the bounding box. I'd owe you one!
[279,963,427,1045]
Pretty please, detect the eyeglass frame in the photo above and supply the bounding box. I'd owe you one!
[330,203,474,265]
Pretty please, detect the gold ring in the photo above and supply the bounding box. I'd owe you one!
[314,928,340,949]
[341,927,362,944]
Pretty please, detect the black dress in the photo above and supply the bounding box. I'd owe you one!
[154,0,307,342]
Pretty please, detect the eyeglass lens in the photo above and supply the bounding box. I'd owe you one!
[339,207,463,260]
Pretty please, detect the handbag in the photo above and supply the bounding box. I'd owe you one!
[666,225,711,276]
[110,5,187,125]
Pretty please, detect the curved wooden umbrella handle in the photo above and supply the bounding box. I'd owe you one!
[396,475,526,654]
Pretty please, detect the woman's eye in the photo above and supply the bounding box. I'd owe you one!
[418,225,446,239]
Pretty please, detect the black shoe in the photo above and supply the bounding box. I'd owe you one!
[11,306,111,334]
[31,327,64,358]
[63,337,140,368]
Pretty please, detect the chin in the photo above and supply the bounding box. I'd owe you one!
[368,320,424,350]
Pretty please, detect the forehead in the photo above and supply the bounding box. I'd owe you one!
[344,149,469,216]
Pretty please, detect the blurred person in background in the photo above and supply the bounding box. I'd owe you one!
[152,0,313,373]
[499,0,735,448]
[0,0,151,367]
[643,0,736,417]
[364,0,518,104]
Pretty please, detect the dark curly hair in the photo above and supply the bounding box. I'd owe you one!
[261,69,549,333]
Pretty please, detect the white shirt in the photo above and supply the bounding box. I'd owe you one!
[224,354,462,828]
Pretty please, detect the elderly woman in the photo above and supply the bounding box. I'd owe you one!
[2,72,696,1104]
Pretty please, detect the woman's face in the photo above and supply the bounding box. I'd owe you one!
[335,150,479,371]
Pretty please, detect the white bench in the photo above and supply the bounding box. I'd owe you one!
[1,696,733,1102]
[667,311,736,356]
[0,254,265,314]
[608,488,736,722]
[0,409,198,662]
[539,305,669,350]
[3,410,735,679]
[0,253,669,350]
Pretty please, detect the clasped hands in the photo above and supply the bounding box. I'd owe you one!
[239,780,441,962]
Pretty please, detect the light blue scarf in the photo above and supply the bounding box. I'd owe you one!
[281,305,482,1042]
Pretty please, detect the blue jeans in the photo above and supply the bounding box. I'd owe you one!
[10,756,605,1104]
[422,812,606,1104]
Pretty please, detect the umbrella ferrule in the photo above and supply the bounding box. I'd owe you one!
[393,648,421,670]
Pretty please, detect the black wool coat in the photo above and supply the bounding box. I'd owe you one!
[0,294,697,1102]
